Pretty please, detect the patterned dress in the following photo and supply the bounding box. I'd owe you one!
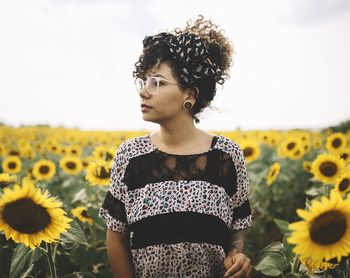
[99,134,252,278]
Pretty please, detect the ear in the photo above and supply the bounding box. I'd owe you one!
[185,87,199,101]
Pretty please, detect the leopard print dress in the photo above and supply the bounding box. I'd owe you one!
[99,134,252,278]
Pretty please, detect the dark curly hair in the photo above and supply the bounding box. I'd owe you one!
[133,15,234,124]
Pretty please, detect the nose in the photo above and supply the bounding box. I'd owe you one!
[138,86,152,99]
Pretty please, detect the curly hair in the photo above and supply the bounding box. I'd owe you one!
[133,15,234,124]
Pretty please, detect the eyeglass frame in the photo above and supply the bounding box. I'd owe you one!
[135,76,180,94]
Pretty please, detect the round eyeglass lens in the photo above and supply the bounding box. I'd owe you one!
[135,78,144,92]
[147,77,159,93]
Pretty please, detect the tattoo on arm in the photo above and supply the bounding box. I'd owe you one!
[228,229,247,255]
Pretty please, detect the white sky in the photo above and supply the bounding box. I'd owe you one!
[1,0,350,131]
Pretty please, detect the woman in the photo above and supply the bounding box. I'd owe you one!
[99,15,252,278]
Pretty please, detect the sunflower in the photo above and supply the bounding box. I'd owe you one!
[258,131,273,146]
[60,146,68,156]
[0,180,72,249]
[47,142,61,155]
[312,136,323,149]
[339,148,350,164]
[311,154,346,185]
[2,156,22,174]
[32,159,56,181]
[66,145,83,157]
[303,161,312,173]
[20,146,36,160]
[299,131,312,143]
[288,146,306,160]
[33,142,45,155]
[71,206,93,225]
[287,190,350,262]
[334,170,350,195]
[325,132,347,154]
[92,145,115,162]
[301,139,312,154]
[300,256,338,273]
[279,137,304,160]
[0,173,17,189]
[85,159,111,186]
[82,156,94,169]
[59,156,83,176]
[239,140,260,164]
[266,162,281,185]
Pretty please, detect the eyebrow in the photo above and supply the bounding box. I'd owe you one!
[150,74,166,79]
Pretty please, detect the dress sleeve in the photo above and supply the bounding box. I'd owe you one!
[98,143,128,233]
[229,143,252,231]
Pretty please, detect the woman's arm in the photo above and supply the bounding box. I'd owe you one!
[106,228,135,278]
[224,229,252,278]
[227,229,246,255]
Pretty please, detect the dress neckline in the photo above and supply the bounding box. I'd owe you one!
[146,134,220,156]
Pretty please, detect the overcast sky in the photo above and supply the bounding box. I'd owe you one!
[1,0,350,131]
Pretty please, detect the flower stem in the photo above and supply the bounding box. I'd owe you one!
[46,243,57,278]
[291,255,300,274]
[52,243,58,262]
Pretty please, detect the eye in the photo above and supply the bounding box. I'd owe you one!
[149,78,158,87]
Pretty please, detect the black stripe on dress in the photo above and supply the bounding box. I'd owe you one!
[129,211,231,253]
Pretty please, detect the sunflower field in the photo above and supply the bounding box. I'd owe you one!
[1,122,350,277]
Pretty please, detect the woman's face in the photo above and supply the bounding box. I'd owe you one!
[139,62,190,125]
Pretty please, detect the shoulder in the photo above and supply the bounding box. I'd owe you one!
[215,135,245,159]
[114,135,152,160]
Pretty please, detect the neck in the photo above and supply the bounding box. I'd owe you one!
[155,115,200,147]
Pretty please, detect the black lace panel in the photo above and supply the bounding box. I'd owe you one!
[123,149,238,197]
[100,191,128,223]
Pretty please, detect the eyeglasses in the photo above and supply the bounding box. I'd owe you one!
[135,76,179,94]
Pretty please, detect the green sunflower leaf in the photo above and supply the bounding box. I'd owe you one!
[254,252,289,276]
[9,244,42,278]
[60,219,88,247]
[273,218,291,236]
[71,188,87,204]
[254,242,289,276]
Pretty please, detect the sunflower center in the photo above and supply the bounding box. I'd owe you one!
[341,153,348,160]
[8,162,17,169]
[97,167,110,179]
[243,148,253,157]
[332,138,341,148]
[39,165,50,174]
[82,210,89,218]
[270,169,276,177]
[0,181,11,189]
[66,162,76,169]
[3,198,51,234]
[287,142,295,150]
[339,178,350,192]
[310,210,346,245]
[319,162,337,177]
[106,152,114,161]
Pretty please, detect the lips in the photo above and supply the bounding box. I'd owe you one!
[141,104,152,108]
